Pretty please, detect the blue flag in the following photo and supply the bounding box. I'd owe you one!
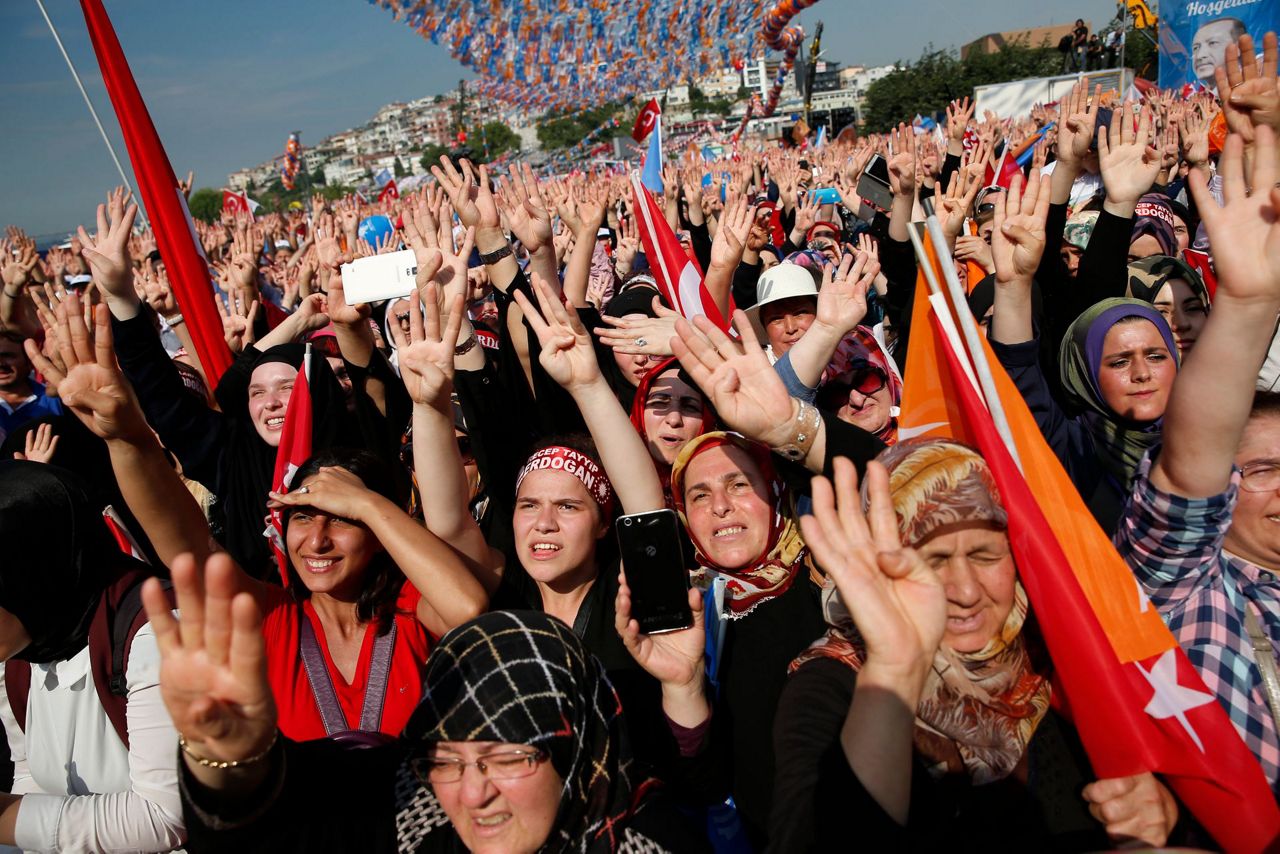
[814,125,827,149]
[641,115,663,193]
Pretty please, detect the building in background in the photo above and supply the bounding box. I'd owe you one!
[961,22,1086,59]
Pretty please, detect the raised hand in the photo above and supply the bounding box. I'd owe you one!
[267,465,378,521]
[1097,101,1161,211]
[511,272,601,392]
[1180,105,1212,168]
[143,554,277,766]
[1056,80,1102,168]
[24,292,150,443]
[799,458,945,688]
[216,292,258,354]
[431,158,500,231]
[614,216,640,278]
[710,194,755,269]
[671,309,796,449]
[1,240,39,292]
[991,173,1050,285]
[946,97,976,149]
[497,163,553,253]
[594,295,681,357]
[401,199,446,292]
[138,258,178,316]
[815,250,877,337]
[887,123,917,197]
[13,422,59,463]
[397,286,464,411]
[615,573,705,692]
[76,186,139,305]
[1189,126,1280,305]
[1218,32,1280,144]
[935,159,984,243]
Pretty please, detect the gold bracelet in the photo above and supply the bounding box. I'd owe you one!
[179,730,278,770]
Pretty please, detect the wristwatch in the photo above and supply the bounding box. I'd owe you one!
[771,399,821,462]
[478,244,512,265]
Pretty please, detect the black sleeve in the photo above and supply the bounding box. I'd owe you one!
[345,349,414,499]
[769,659,909,852]
[878,236,918,374]
[732,259,763,310]
[689,220,713,274]
[1071,210,1133,318]
[111,310,228,490]
[939,151,963,192]
[180,738,402,852]
[454,355,532,514]
[1035,201,1070,296]
[987,335,1078,471]
[820,410,886,478]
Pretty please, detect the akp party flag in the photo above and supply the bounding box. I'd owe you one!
[631,98,661,142]
[80,0,232,384]
[899,228,1280,852]
[630,173,729,331]
[265,344,314,586]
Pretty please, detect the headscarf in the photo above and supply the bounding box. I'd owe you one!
[1062,210,1098,251]
[793,440,1051,785]
[0,461,151,664]
[817,326,903,444]
[396,611,665,854]
[670,432,812,617]
[213,342,353,579]
[1058,298,1179,490]
[1125,254,1210,312]
[782,248,825,284]
[1130,193,1178,257]
[628,358,716,498]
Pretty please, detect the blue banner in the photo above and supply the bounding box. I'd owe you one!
[1159,0,1280,89]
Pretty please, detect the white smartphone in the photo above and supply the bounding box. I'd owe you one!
[339,249,417,304]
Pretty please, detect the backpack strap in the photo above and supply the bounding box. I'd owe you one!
[88,573,174,750]
[300,615,398,737]
[3,661,30,734]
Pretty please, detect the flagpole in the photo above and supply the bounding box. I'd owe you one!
[34,0,145,226]
[917,198,1022,469]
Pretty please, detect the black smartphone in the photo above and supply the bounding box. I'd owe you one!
[615,509,693,634]
[857,154,894,214]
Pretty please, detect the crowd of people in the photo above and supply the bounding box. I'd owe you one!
[2,25,1280,853]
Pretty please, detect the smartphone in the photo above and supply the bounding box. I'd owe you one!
[615,509,693,634]
[338,249,417,304]
[810,187,840,205]
[857,154,894,214]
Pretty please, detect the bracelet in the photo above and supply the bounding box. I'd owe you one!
[179,730,278,770]
[162,313,184,326]
[477,244,512,265]
[453,335,478,356]
[771,399,822,462]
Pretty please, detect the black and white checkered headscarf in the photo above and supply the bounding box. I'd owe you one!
[394,611,667,853]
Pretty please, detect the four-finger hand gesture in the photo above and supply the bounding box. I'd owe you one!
[398,286,465,411]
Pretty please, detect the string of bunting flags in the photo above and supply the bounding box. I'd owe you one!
[366,0,764,112]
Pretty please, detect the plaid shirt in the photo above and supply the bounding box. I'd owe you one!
[1115,452,1280,794]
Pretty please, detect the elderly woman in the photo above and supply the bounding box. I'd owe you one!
[769,441,1180,850]
[147,563,707,852]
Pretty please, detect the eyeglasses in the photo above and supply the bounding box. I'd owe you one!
[413,748,546,785]
[1240,462,1280,493]
[395,312,411,325]
[843,364,888,395]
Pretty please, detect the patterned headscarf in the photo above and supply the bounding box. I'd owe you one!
[397,611,666,853]
[1062,210,1098,251]
[793,440,1051,785]
[1125,254,1210,312]
[1130,193,1178,257]
[1058,298,1180,490]
[670,432,813,617]
[817,326,904,444]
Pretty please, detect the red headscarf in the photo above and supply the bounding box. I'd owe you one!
[629,358,715,499]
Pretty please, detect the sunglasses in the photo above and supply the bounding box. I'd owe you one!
[819,364,888,409]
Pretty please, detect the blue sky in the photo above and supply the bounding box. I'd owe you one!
[0,0,1118,237]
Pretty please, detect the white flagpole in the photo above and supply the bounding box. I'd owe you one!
[915,199,1023,470]
[34,0,146,226]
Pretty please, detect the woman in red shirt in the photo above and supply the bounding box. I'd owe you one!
[263,449,488,741]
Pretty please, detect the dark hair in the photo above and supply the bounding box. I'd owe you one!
[1250,391,1280,421]
[0,330,27,348]
[283,448,404,633]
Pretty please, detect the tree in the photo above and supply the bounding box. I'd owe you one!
[862,41,1062,132]
[419,143,450,172]
[476,121,521,158]
[536,101,627,151]
[310,168,326,187]
[188,187,222,224]
[394,156,408,178]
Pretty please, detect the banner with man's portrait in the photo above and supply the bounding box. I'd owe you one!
[1159,0,1279,89]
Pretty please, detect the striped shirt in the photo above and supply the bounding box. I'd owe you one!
[1115,452,1280,794]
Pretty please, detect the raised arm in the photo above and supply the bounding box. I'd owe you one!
[400,287,504,594]
[512,274,665,514]
[704,194,755,322]
[989,173,1051,347]
[784,250,878,388]
[1154,128,1280,497]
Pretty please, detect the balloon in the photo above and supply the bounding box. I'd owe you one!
[358,215,394,249]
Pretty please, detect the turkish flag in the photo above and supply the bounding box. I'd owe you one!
[81,0,232,384]
[899,236,1280,852]
[631,99,661,142]
[265,345,314,586]
[378,180,399,203]
[222,190,250,217]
